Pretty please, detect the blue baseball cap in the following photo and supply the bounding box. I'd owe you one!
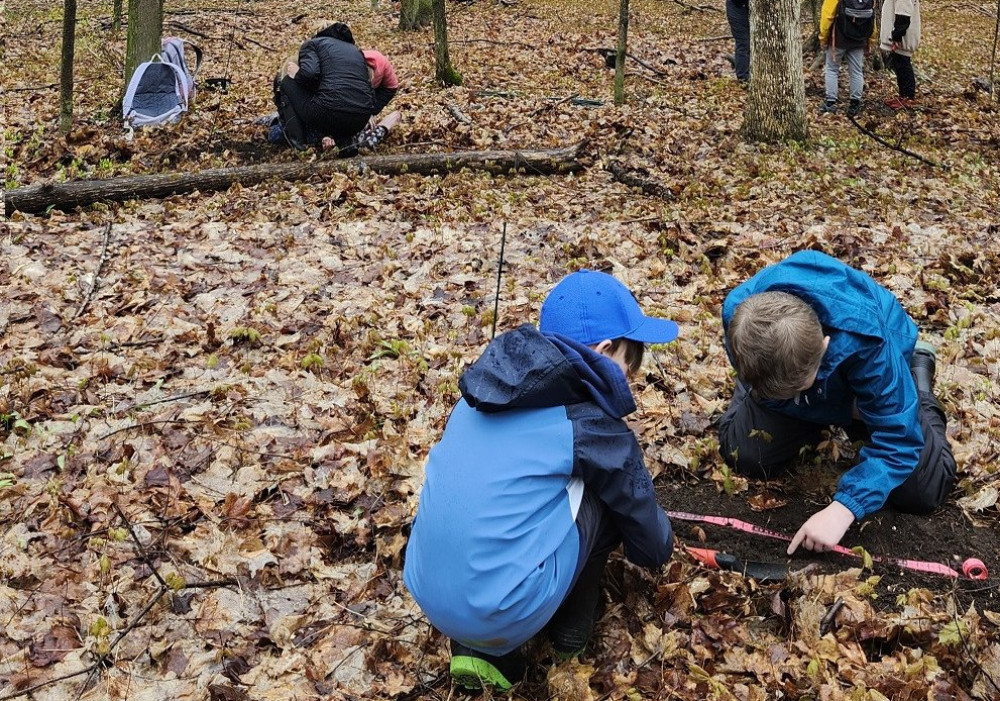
[539,270,679,345]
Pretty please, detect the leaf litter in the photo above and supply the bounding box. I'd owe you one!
[2,0,1000,699]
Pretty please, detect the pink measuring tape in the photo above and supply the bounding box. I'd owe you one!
[667,510,988,580]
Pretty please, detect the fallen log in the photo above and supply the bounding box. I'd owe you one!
[5,142,586,216]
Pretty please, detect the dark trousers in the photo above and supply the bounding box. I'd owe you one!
[888,53,916,99]
[717,382,956,514]
[726,0,751,81]
[275,76,370,146]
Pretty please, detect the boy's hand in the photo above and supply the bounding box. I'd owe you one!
[787,501,855,554]
[286,61,299,79]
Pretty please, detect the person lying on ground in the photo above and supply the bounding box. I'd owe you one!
[717,250,956,555]
[403,270,679,692]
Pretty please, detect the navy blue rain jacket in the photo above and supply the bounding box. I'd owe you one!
[722,250,921,519]
[403,325,673,655]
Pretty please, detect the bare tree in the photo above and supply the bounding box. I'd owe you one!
[431,0,462,85]
[399,0,432,30]
[60,0,77,134]
[124,0,162,87]
[113,0,123,32]
[741,0,808,142]
[614,0,629,104]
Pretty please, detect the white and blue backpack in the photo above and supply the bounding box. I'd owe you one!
[123,37,203,127]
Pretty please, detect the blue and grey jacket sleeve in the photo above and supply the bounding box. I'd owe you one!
[572,410,674,567]
[833,341,923,519]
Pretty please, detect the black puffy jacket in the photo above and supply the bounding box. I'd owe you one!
[295,36,375,115]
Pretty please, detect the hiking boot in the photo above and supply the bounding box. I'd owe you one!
[910,341,936,394]
[847,98,862,116]
[820,99,838,114]
[547,553,607,658]
[449,640,525,691]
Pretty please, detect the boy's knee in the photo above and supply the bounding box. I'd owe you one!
[717,426,777,481]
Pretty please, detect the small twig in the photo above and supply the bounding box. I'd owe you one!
[847,113,946,168]
[72,223,113,321]
[183,578,240,589]
[503,93,577,134]
[819,597,845,636]
[627,52,671,76]
[124,390,211,413]
[953,593,1000,697]
[241,35,276,52]
[97,418,194,441]
[696,34,734,42]
[446,103,473,124]
[114,502,169,589]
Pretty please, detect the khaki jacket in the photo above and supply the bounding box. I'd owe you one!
[879,0,921,56]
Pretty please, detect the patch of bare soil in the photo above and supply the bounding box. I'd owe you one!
[658,468,1000,613]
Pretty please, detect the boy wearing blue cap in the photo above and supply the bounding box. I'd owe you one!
[403,270,678,691]
[719,251,956,556]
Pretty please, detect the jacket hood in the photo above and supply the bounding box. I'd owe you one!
[458,324,636,418]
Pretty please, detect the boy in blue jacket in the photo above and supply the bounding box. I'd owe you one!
[403,270,678,691]
[718,251,956,555]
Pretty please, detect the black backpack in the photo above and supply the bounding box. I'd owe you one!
[836,0,875,43]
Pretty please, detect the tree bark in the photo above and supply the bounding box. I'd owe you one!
[399,0,432,30]
[432,0,462,85]
[60,0,77,135]
[614,0,629,105]
[990,0,999,97]
[5,143,587,216]
[113,0,123,32]
[742,0,808,142]
[124,0,163,88]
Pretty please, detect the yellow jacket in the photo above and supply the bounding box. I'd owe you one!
[819,0,878,49]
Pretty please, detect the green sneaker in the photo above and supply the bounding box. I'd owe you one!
[449,641,524,691]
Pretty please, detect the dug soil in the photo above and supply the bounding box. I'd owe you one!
[657,467,1000,613]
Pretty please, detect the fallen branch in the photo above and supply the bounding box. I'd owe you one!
[165,20,218,39]
[847,114,945,168]
[5,142,587,215]
[696,34,734,42]
[446,38,534,49]
[71,223,113,321]
[664,0,723,12]
[606,161,674,199]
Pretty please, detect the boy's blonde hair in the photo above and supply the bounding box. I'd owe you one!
[728,291,825,399]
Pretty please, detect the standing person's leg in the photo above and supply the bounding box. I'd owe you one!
[718,382,826,480]
[726,0,751,82]
[547,488,620,656]
[846,48,864,101]
[824,47,843,106]
[894,53,916,98]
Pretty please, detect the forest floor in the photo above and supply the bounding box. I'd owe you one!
[2,0,1000,699]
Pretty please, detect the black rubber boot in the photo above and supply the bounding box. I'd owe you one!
[910,342,937,395]
[547,552,607,657]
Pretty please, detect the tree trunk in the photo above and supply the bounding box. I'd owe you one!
[60,0,77,135]
[113,0,123,32]
[990,0,999,97]
[432,0,462,85]
[741,0,808,142]
[124,0,162,88]
[5,143,586,216]
[614,0,629,105]
[399,0,432,30]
